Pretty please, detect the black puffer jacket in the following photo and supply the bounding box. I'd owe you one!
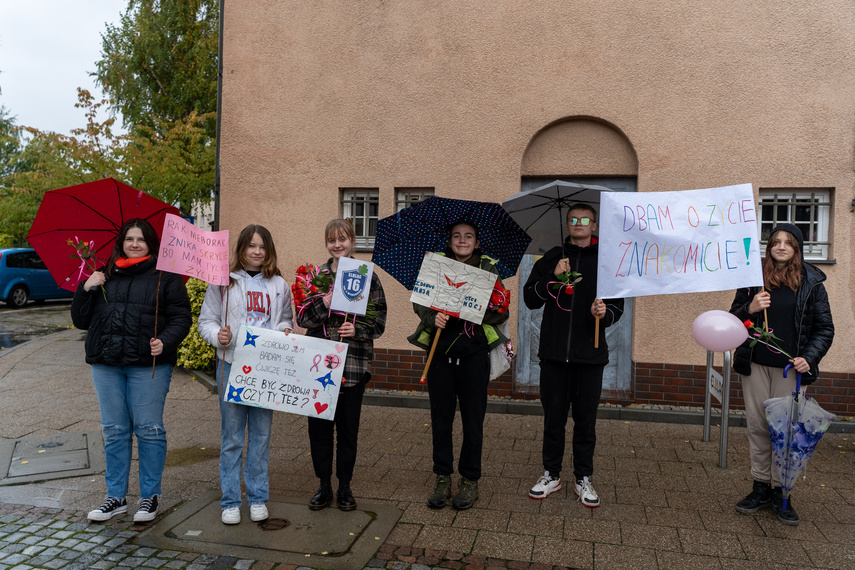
[71,257,191,367]
[729,224,834,384]
[523,237,624,365]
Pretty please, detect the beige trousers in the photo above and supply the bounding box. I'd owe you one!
[741,363,802,485]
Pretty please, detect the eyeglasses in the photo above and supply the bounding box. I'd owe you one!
[568,217,593,226]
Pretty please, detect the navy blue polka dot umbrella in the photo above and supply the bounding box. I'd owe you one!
[371,196,532,290]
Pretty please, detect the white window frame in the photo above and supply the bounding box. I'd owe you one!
[758,188,831,261]
[396,187,435,211]
[341,188,379,250]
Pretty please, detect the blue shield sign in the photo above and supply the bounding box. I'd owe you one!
[330,258,374,315]
[340,269,368,301]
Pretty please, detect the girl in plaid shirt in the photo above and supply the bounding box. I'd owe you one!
[296,219,387,511]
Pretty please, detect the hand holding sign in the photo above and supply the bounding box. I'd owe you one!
[411,253,498,382]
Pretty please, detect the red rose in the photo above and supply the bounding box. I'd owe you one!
[743,319,753,329]
[564,285,574,295]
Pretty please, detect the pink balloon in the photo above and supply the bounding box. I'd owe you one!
[692,310,749,352]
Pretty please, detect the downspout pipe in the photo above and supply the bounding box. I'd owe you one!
[213,0,224,231]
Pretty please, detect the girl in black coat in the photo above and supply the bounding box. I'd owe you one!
[729,224,833,526]
[72,219,191,523]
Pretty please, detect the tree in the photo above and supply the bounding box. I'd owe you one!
[95,0,218,133]
[0,103,38,246]
[0,90,215,246]
[0,106,22,179]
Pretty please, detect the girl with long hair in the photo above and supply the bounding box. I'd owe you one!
[729,224,834,526]
[72,218,191,523]
[199,225,294,524]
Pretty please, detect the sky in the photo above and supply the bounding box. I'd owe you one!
[0,0,127,136]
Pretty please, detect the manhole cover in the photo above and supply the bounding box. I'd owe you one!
[258,518,289,531]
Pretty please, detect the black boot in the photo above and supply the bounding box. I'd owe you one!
[309,479,333,511]
[451,477,479,510]
[337,481,357,511]
[427,475,452,509]
[735,480,772,514]
[772,486,799,526]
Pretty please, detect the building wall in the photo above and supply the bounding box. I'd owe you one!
[220,1,855,412]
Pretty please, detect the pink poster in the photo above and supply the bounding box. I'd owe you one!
[156,213,230,285]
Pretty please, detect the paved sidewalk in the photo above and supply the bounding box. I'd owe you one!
[0,329,853,569]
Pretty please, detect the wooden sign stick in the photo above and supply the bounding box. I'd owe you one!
[419,328,442,384]
[220,287,229,384]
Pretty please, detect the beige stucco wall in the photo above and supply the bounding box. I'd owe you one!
[220,0,854,374]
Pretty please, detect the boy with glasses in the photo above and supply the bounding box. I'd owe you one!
[522,203,624,507]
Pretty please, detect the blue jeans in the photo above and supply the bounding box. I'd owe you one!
[218,361,273,508]
[91,364,172,499]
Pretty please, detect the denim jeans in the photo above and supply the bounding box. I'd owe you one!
[91,363,172,499]
[218,361,273,508]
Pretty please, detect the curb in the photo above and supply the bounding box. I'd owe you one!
[182,367,855,433]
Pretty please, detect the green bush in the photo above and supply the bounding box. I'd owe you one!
[177,277,217,373]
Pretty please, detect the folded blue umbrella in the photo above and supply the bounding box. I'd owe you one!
[764,364,836,510]
[371,196,532,290]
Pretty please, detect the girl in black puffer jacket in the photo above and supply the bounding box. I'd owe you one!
[72,219,191,524]
[729,224,833,527]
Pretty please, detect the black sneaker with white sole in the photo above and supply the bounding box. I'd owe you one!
[88,497,128,522]
[134,495,160,522]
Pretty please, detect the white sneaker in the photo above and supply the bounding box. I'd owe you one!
[529,471,562,499]
[575,476,600,507]
[221,506,241,524]
[250,504,269,521]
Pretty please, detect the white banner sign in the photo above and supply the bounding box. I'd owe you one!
[596,184,763,299]
[410,253,497,325]
[329,257,373,316]
[226,325,348,421]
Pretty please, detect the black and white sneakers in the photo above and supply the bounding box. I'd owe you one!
[87,497,128,522]
[133,496,160,522]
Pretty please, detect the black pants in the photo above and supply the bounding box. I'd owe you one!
[427,351,490,481]
[539,360,604,480]
[307,374,368,483]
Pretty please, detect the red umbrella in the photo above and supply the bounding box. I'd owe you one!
[27,178,179,291]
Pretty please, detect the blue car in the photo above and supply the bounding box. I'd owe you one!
[0,248,74,308]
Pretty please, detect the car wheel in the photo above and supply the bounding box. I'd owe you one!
[7,285,29,308]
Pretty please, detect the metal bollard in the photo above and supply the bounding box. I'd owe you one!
[703,350,713,443]
[702,350,732,468]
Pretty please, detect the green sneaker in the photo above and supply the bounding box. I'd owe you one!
[452,477,479,510]
[427,475,452,509]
